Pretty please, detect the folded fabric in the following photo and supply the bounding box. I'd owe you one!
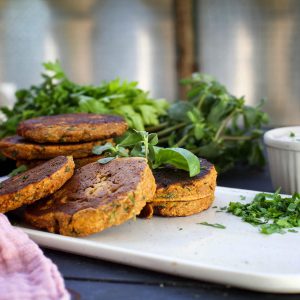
[0,214,70,300]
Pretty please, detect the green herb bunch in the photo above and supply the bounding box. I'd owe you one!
[0,62,169,138]
[148,74,269,172]
[227,190,300,234]
[0,63,268,173]
[93,130,200,177]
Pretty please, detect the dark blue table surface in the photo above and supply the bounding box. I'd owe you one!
[38,165,299,300]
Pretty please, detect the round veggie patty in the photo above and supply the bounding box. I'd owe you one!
[0,135,112,160]
[24,157,156,237]
[0,156,75,213]
[17,113,128,143]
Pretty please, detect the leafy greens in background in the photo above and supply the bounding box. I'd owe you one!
[0,61,169,137]
[92,130,200,177]
[148,73,269,172]
[0,62,268,173]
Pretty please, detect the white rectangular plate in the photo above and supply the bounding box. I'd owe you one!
[5,184,300,293]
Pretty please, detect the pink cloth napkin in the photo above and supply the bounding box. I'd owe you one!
[0,214,70,300]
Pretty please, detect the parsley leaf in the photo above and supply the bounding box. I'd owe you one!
[8,165,27,177]
[227,191,300,234]
[197,222,226,229]
[151,73,268,172]
[0,61,169,138]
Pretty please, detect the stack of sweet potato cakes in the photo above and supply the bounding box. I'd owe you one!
[0,113,127,169]
[140,159,217,218]
[0,113,217,237]
[0,113,157,236]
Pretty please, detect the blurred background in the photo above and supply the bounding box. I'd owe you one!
[0,0,299,125]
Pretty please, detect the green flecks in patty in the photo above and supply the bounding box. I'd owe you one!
[129,194,135,205]
[64,166,71,173]
[160,192,175,199]
[11,150,19,158]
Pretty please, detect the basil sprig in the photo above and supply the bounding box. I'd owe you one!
[93,131,200,177]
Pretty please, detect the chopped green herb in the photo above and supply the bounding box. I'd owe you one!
[212,206,218,208]
[227,190,300,234]
[197,222,226,229]
[22,175,29,180]
[290,132,296,138]
[179,228,183,231]
[220,206,227,211]
[8,165,27,177]
[64,166,71,173]
[288,229,298,233]
[240,195,246,200]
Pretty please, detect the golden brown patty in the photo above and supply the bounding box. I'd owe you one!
[0,135,111,160]
[153,159,217,202]
[16,155,104,170]
[140,194,215,218]
[24,157,156,237]
[17,113,128,143]
[139,158,217,218]
[0,156,75,213]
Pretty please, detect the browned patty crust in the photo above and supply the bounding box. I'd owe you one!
[0,135,112,160]
[16,155,104,170]
[0,156,75,213]
[24,157,156,237]
[153,158,217,202]
[17,113,128,143]
[138,158,217,218]
[141,194,215,218]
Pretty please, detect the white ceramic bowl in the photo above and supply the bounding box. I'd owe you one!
[264,126,300,194]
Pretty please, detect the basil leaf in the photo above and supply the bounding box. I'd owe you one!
[148,133,158,145]
[168,102,194,122]
[98,157,115,164]
[153,147,200,177]
[118,132,144,147]
[92,143,114,155]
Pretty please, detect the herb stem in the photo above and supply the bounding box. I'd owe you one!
[174,134,189,147]
[146,122,169,132]
[221,135,253,141]
[157,122,186,137]
[214,109,237,141]
[158,136,170,145]
[197,93,207,110]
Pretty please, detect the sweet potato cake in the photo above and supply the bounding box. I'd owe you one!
[17,113,128,143]
[140,158,217,218]
[0,135,112,160]
[24,157,156,237]
[154,159,217,202]
[0,156,75,213]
